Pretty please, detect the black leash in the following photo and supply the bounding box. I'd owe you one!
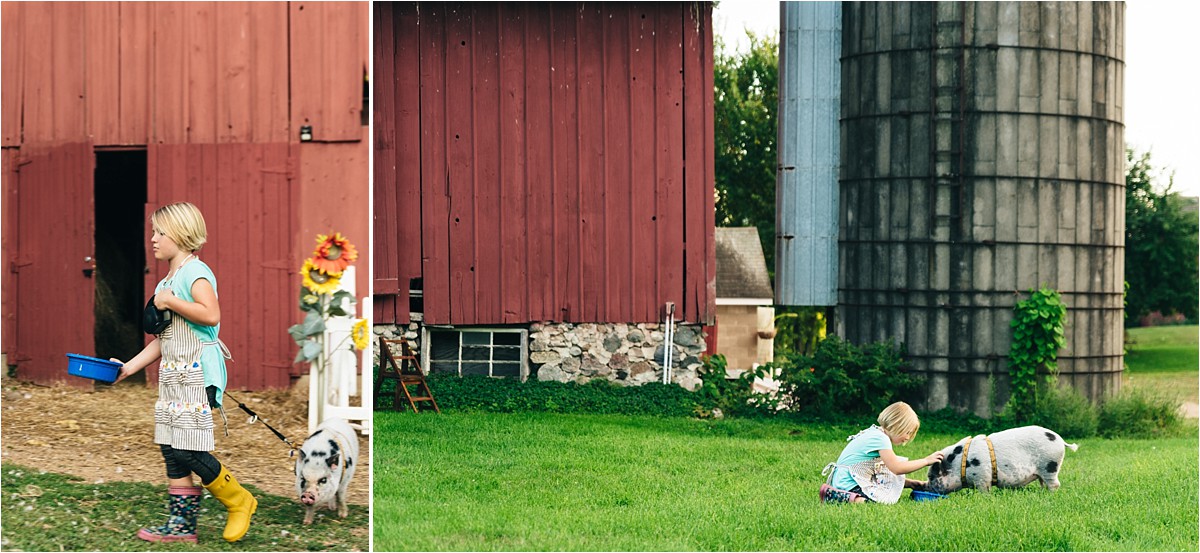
[220,390,300,455]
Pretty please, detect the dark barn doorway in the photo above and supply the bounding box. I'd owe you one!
[93,150,147,375]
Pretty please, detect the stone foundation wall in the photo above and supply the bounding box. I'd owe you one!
[372,323,421,370]
[529,322,706,390]
[371,321,707,391]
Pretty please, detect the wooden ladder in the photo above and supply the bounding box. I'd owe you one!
[375,337,440,413]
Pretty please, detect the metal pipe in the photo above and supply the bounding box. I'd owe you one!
[662,302,675,385]
[667,308,674,383]
[662,306,671,384]
[669,303,677,384]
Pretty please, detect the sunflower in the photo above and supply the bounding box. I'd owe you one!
[311,232,358,274]
[301,258,342,295]
[352,319,370,351]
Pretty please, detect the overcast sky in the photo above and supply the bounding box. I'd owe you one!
[714,1,1200,197]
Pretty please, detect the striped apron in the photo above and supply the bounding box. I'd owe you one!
[153,315,215,452]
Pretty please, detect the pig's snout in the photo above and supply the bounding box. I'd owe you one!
[301,491,317,505]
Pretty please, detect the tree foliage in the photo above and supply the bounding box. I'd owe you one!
[714,33,778,273]
[1124,149,1199,323]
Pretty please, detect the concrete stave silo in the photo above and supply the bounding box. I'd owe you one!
[837,2,1125,414]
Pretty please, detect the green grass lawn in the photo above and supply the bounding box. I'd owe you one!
[0,464,368,551]
[1124,325,1199,404]
[373,411,1198,551]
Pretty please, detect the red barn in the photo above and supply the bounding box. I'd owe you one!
[373,2,715,386]
[2,1,370,390]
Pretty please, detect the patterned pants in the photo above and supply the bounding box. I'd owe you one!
[819,483,874,503]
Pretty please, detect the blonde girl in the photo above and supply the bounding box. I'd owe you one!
[111,202,256,542]
[820,401,945,504]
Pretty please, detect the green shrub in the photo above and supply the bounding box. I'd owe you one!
[694,354,776,418]
[1098,389,1183,438]
[917,407,997,436]
[772,336,924,417]
[922,387,1183,441]
[416,372,700,417]
[994,385,1099,438]
[1033,386,1099,438]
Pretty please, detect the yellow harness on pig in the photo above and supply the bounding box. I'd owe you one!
[961,435,999,487]
[331,435,349,473]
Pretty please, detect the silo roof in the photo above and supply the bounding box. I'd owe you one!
[715,227,774,300]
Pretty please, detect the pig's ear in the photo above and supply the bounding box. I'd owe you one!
[327,452,341,469]
[928,461,943,478]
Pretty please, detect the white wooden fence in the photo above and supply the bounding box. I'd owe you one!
[307,266,372,435]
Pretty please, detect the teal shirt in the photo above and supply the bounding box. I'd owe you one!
[156,259,227,406]
[830,425,893,491]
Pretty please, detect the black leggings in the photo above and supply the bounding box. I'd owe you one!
[160,444,222,484]
[159,385,223,485]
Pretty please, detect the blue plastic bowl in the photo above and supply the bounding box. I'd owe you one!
[66,354,121,383]
[911,490,946,502]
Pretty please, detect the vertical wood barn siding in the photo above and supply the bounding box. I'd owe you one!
[291,2,368,142]
[297,133,372,299]
[372,2,423,324]
[1,150,17,361]
[374,2,715,326]
[8,144,96,384]
[147,144,300,390]
[1,1,365,146]
[1,3,22,145]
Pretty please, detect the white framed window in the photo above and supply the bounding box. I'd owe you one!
[421,327,529,380]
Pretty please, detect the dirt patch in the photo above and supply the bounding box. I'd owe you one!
[0,376,368,507]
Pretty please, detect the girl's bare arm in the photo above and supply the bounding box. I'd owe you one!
[111,338,161,382]
[878,448,944,476]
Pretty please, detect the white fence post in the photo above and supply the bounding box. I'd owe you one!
[308,266,372,435]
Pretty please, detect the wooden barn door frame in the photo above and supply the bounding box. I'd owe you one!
[9,142,97,386]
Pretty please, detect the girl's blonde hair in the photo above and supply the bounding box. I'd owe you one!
[151,202,207,252]
[877,401,920,441]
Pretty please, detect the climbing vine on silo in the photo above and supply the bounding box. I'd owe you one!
[1007,287,1067,421]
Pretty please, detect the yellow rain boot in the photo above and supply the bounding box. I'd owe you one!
[204,465,257,542]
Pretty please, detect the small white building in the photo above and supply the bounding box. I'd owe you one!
[714,228,775,373]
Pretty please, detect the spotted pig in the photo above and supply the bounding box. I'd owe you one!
[925,425,1078,494]
[295,418,359,524]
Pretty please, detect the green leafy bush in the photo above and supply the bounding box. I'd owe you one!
[772,336,924,417]
[994,385,1099,438]
[1008,287,1067,421]
[917,407,997,436]
[1098,389,1183,438]
[926,387,1184,440]
[694,354,776,418]
[1031,386,1099,438]
[415,372,700,417]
